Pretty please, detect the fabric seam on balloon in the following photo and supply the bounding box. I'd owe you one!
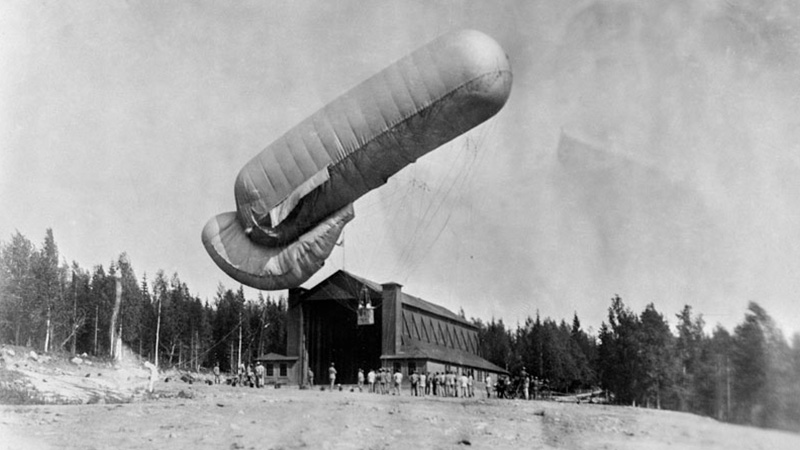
[247,69,511,222]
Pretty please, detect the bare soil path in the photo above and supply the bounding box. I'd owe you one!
[2,383,800,450]
[1,346,798,450]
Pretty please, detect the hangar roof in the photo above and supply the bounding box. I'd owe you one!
[301,270,475,328]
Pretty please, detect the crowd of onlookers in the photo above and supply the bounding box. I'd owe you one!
[212,361,270,388]
[322,364,551,401]
[209,361,552,401]
[354,367,479,397]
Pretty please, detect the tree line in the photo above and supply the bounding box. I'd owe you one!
[0,229,286,373]
[473,295,800,432]
[1,229,799,431]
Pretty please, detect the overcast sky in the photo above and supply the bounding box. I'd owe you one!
[3,0,800,337]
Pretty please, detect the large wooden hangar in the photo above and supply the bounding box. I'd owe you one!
[275,270,507,386]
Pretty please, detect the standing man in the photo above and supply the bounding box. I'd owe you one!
[213,363,221,385]
[237,362,245,387]
[246,364,254,387]
[523,371,531,400]
[255,362,265,388]
[393,368,403,396]
[380,368,389,395]
[328,362,337,391]
[307,368,315,387]
[409,370,419,396]
[485,374,492,398]
[357,368,365,392]
[367,369,376,393]
[446,370,455,397]
[419,371,427,397]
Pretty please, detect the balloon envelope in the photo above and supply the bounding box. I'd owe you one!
[203,29,513,290]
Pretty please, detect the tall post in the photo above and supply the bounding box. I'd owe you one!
[71,271,77,355]
[154,292,162,367]
[238,311,243,370]
[109,273,122,359]
[93,305,99,355]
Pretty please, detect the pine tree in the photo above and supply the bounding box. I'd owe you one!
[638,303,675,409]
[731,302,789,428]
[0,232,36,345]
[599,295,642,405]
[674,305,706,412]
[31,229,61,352]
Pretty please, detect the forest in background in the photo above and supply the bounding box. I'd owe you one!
[1,228,799,432]
[0,229,287,375]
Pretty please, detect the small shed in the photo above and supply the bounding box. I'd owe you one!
[255,352,299,385]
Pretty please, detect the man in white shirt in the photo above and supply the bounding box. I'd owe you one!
[328,362,337,391]
[367,369,376,393]
[393,369,403,395]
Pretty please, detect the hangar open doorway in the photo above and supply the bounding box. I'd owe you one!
[299,272,383,385]
[286,270,508,388]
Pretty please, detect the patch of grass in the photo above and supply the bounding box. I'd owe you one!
[0,367,46,405]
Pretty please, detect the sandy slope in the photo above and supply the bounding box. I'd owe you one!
[1,347,799,450]
[2,383,800,450]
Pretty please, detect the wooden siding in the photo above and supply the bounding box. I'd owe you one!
[400,306,478,354]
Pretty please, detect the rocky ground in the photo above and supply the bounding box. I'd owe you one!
[1,345,799,450]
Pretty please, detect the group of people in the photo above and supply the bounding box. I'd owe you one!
[211,361,269,388]
[362,367,406,395]
[316,363,554,402]
[490,369,551,400]
[211,360,549,400]
[323,367,483,398]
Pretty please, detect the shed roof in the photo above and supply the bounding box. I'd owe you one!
[255,352,299,362]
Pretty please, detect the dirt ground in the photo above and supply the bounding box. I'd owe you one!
[1,346,799,450]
